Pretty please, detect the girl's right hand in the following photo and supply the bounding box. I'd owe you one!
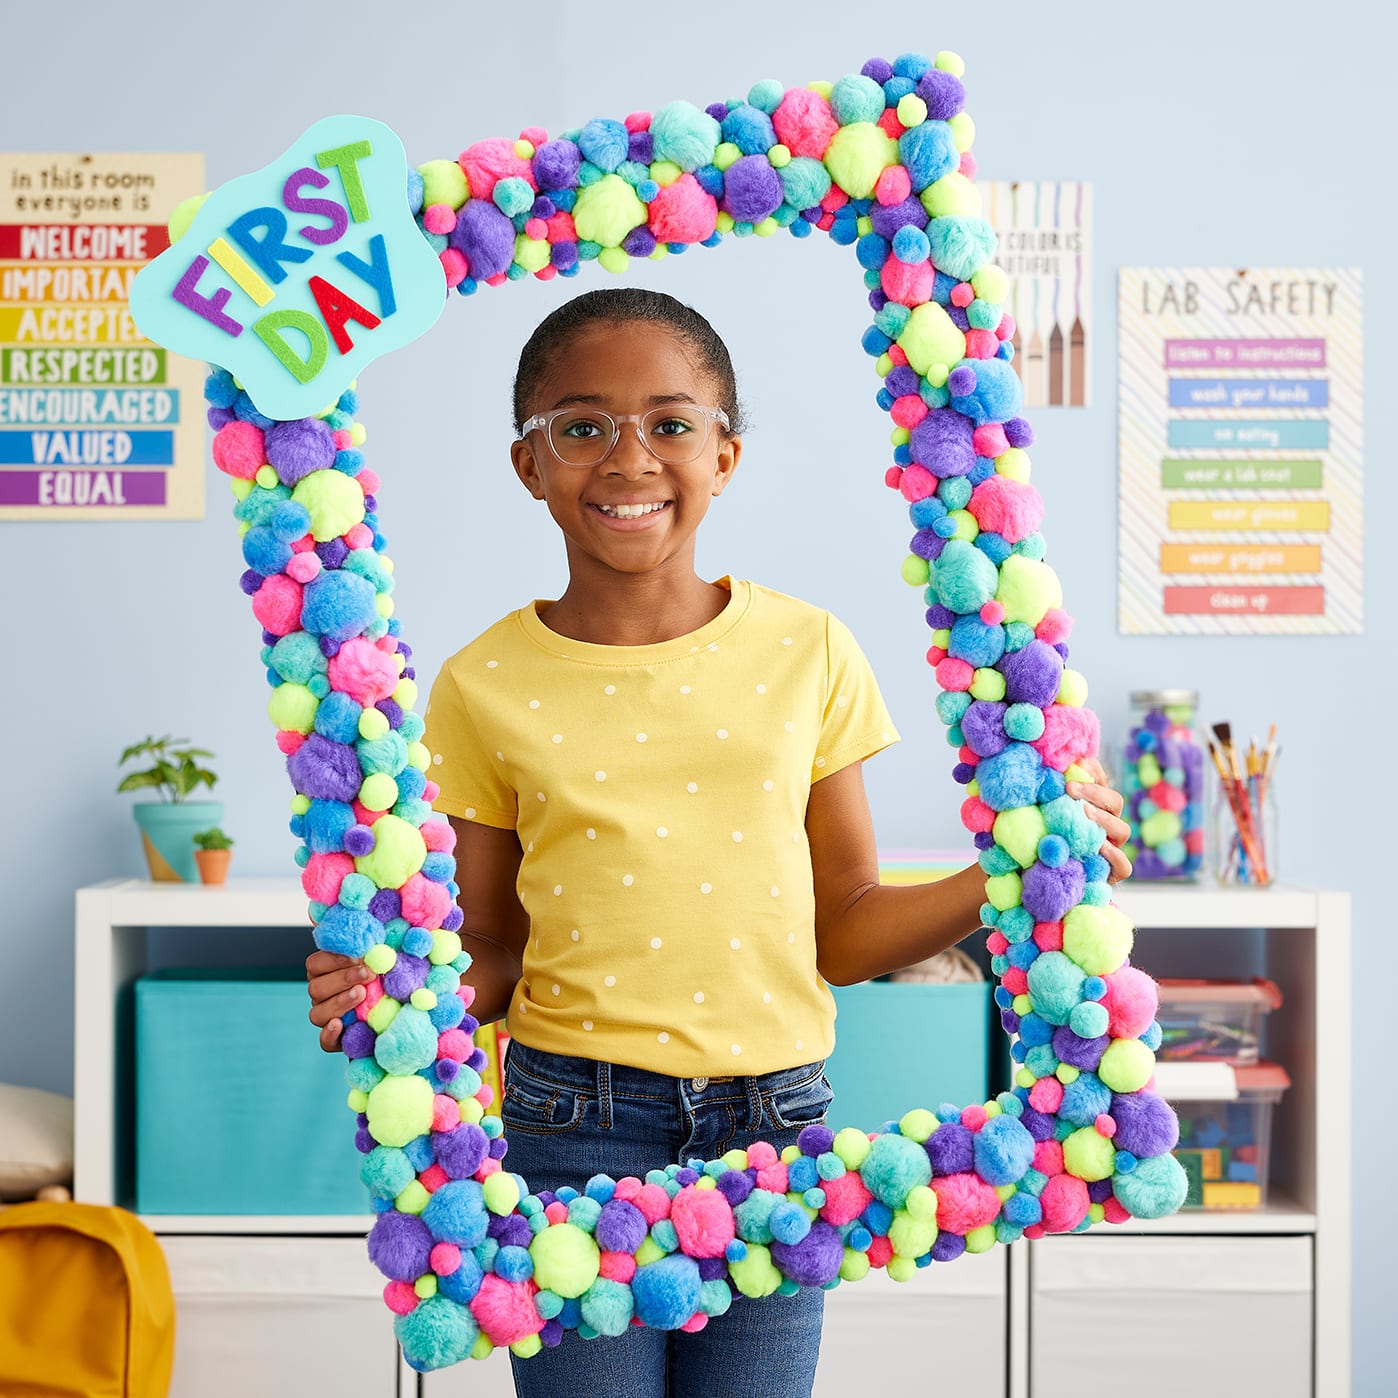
[306,950,374,1053]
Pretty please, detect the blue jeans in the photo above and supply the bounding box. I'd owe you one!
[500,1040,833,1397]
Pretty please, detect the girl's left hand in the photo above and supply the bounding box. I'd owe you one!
[1066,757,1133,884]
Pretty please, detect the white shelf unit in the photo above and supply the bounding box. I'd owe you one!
[73,879,1350,1396]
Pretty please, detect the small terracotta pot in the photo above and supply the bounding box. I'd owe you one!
[194,848,232,885]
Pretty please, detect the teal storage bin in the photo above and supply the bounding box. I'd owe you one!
[136,968,367,1214]
[827,981,993,1132]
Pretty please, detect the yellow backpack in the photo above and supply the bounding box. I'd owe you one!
[0,1202,175,1398]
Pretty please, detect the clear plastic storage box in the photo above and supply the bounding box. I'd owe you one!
[1155,977,1282,1066]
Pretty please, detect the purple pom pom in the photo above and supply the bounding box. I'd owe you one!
[487,1136,508,1159]
[383,952,430,1001]
[596,1199,648,1252]
[926,1121,974,1176]
[434,1123,489,1179]
[265,417,336,486]
[316,538,350,568]
[917,70,966,120]
[722,155,784,223]
[947,365,977,395]
[1052,1025,1108,1071]
[1110,1091,1180,1158]
[698,1256,728,1281]
[1022,859,1087,923]
[961,701,1008,758]
[239,569,263,596]
[627,131,654,164]
[927,604,956,628]
[869,195,928,240]
[932,1229,967,1261]
[376,698,404,727]
[861,56,894,83]
[341,1020,377,1059]
[449,199,516,280]
[532,139,581,191]
[770,1219,843,1286]
[1000,640,1065,708]
[910,409,976,478]
[540,1318,564,1347]
[798,1125,835,1156]
[288,735,363,802]
[886,365,921,398]
[355,1127,375,1153]
[716,1170,754,1206]
[368,1210,433,1282]
[368,888,401,922]
[343,824,376,857]
[622,226,657,257]
[1087,1179,1115,1204]
[1004,417,1034,448]
[1019,1106,1056,1141]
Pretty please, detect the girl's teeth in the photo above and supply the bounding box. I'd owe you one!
[600,502,666,518]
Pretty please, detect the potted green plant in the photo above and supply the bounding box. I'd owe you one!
[117,736,222,883]
[192,827,234,885]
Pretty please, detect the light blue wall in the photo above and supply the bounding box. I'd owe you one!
[1,2,1387,1388]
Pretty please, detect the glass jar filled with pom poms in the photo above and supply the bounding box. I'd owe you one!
[1121,690,1207,880]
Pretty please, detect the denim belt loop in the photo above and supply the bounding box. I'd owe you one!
[596,1058,613,1130]
[744,1073,763,1133]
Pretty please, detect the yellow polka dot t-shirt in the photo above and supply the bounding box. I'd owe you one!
[425,577,897,1076]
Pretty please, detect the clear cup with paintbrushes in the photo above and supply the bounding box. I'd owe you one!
[1209,723,1280,886]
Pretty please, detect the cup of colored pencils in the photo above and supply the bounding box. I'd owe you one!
[1209,723,1279,886]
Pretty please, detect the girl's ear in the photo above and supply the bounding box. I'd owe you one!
[511,436,548,501]
[711,432,742,498]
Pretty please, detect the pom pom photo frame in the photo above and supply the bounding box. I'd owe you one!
[130,49,1188,1372]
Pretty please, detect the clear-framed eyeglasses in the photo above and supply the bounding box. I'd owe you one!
[520,404,731,467]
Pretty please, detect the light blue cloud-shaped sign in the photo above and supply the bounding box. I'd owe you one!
[130,115,445,421]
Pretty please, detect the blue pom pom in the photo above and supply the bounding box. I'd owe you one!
[898,122,959,190]
[973,1113,1035,1186]
[976,743,1045,811]
[631,1254,701,1330]
[892,225,931,264]
[721,104,777,154]
[316,905,382,957]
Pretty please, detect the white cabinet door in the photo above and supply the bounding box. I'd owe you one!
[817,1251,1006,1395]
[1031,1235,1312,1398]
[161,1237,399,1398]
[421,1349,519,1397]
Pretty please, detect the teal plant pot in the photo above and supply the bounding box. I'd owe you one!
[132,801,224,882]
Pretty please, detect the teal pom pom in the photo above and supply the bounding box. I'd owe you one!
[361,1145,415,1200]
[777,156,832,212]
[374,1005,438,1075]
[747,78,786,114]
[829,73,887,125]
[859,1131,932,1207]
[1026,951,1087,1026]
[926,216,998,282]
[580,1278,634,1336]
[650,101,722,171]
[1113,1152,1189,1219]
[395,1296,478,1371]
[930,538,998,613]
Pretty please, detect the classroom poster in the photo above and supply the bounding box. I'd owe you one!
[1118,268,1363,634]
[981,181,1092,408]
[0,152,206,520]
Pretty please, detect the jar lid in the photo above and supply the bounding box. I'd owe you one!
[1131,688,1198,706]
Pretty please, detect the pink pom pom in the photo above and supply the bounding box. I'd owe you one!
[352,800,385,826]
[972,423,1009,458]
[899,464,937,501]
[475,1085,495,1110]
[524,217,548,241]
[889,394,928,429]
[671,1186,736,1258]
[1023,1224,1045,1241]
[431,1242,462,1276]
[432,1095,459,1133]
[1028,1077,1064,1114]
[1034,705,1102,771]
[357,468,381,495]
[772,87,839,159]
[967,476,1044,544]
[925,645,947,666]
[599,1250,636,1282]
[332,429,353,450]
[951,282,975,309]
[519,126,549,146]
[437,1028,471,1063]
[755,1163,789,1195]
[544,1202,568,1226]
[275,730,306,755]
[1033,1139,1064,1175]
[475,1153,500,1176]
[252,574,303,636]
[886,344,909,367]
[484,272,508,287]
[1001,967,1028,996]
[384,1281,418,1316]
[344,521,374,550]
[930,1173,1001,1235]
[819,187,849,214]
[422,204,457,236]
[421,819,455,853]
[420,1163,448,1193]
[613,1177,642,1202]
[960,797,995,834]
[996,313,1016,342]
[534,264,558,283]
[959,152,977,178]
[632,1183,671,1225]
[470,1275,544,1347]
[1035,608,1073,645]
[985,931,1009,955]
[458,138,536,200]
[881,256,935,308]
[1095,1114,1117,1139]
[286,553,321,584]
[302,851,354,905]
[545,210,577,243]
[1102,1196,1131,1225]
[360,979,384,1016]
[816,212,835,231]
[401,873,452,931]
[1039,1173,1090,1233]
[960,1104,988,1131]
[1100,965,1159,1038]
[876,108,903,139]
[866,1235,894,1269]
[885,465,904,490]
[874,165,912,206]
[935,657,974,691]
[818,1170,873,1226]
[1033,921,1065,952]
[212,420,266,479]
[680,1313,708,1334]
[328,636,401,706]
[647,173,718,244]
[439,248,468,288]
[746,1142,778,1169]
[457,983,476,1009]
[980,600,1005,625]
[963,329,999,359]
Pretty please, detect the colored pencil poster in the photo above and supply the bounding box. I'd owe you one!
[1118,268,1363,634]
[981,181,1092,408]
[0,152,206,519]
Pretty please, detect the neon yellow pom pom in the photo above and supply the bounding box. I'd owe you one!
[905,1185,938,1222]
[267,682,318,735]
[899,1108,938,1142]
[809,79,834,98]
[889,1211,936,1258]
[767,143,791,167]
[530,1222,601,1298]
[996,448,1031,481]
[407,742,431,771]
[996,554,1063,627]
[925,363,951,389]
[255,464,278,489]
[1063,903,1134,976]
[935,50,966,77]
[755,217,778,237]
[897,94,928,128]
[393,677,418,710]
[366,995,401,1033]
[365,946,397,978]
[949,508,978,542]
[1011,993,1032,1016]
[409,988,437,1011]
[483,1171,521,1216]
[965,1224,996,1254]
[856,215,873,237]
[1056,1063,1080,1084]
[1057,669,1088,706]
[358,772,399,813]
[1089,1202,1106,1224]
[356,706,390,741]
[414,1274,438,1299]
[572,173,647,247]
[513,138,534,159]
[635,1236,666,1267]
[1064,1125,1116,1181]
[875,352,894,377]
[712,141,741,171]
[996,1182,1017,1202]
[648,244,669,260]
[781,1145,801,1164]
[429,929,463,966]
[932,627,951,648]
[985,1100,1002,1119]
[365,1073,433,1147]
[649,160,683,186]
[969,666,1004,701]
[897,301,967,378]
[290,793,311,815]
[840,1248,871,1282]
[993,806,1048,868]
[396,1180,430,1215]
[972,265,1010,304]
[349,422,366,447]
[948,112,976,152]
[598,246,629,274]
[459,1098,484,1125]
[511,1334,542,1360]
[696,1175,717,1191]
[375,592,395,620]
[887,1256,917,1282]
[168,192,210,244]
[470,1333,494,1361]
[229,477,255,501]
[965,778,980,797]
[723,1148,749,1171]
[514,234,550,274]
[902,554,930,586]
[833,1127,871,1170]
[347,1088,369,1112]
[729,1243,783,1298]
[1098,1038,1155,1093]
[985,871,1023,912]
[354,813,427,887]
[715,211,735,234]
[890,426,910,446]
[1015,1067,1036,1089]
[418,159,469,210]
[921,172,982,219]
[824,122,899,199]
[292,468,366,542]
